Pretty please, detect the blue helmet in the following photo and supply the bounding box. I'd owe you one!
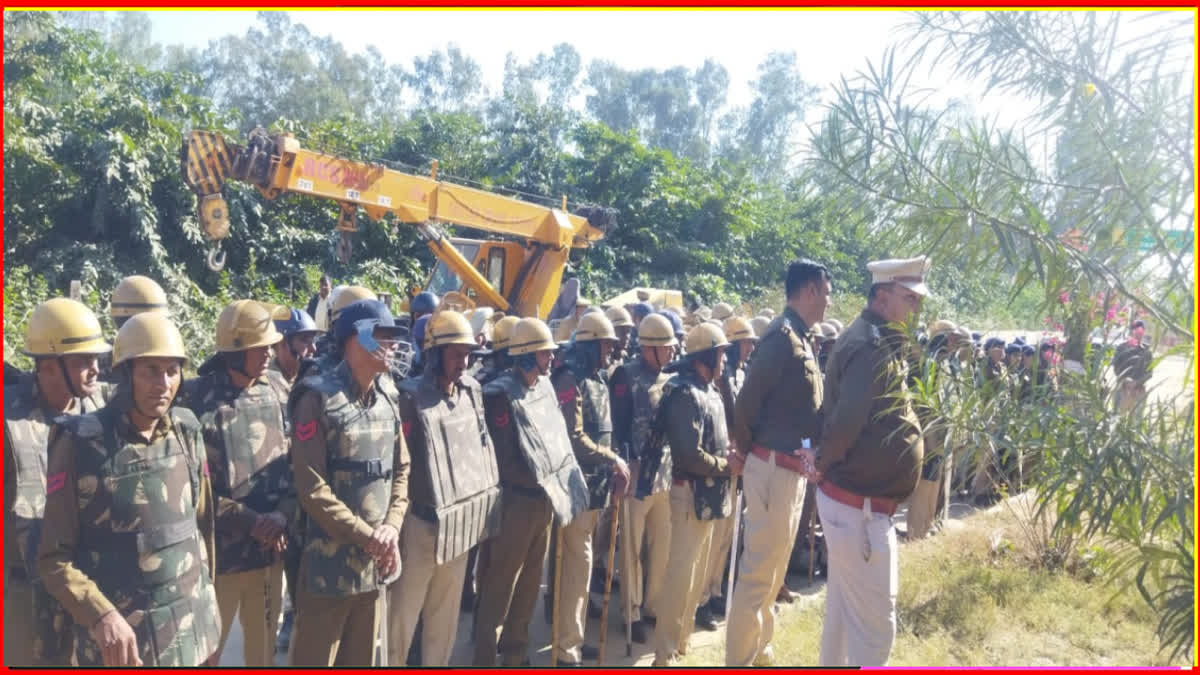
[274,308,321,337]
[658,310,684,338]
[631,302,655,320]
[334,299,404,344]
[412,291,439,316]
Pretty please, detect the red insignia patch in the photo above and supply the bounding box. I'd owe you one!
[494,411,510,428]
[46,472,66,495]
[613,383,628,397]
[557,387,576,405]
[402,421,413,437]
[295,420,318,441]
[203,461,210,477]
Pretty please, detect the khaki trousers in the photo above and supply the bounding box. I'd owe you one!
[654,483,713,662]
[905,478,940,540]
[290,585,379,666]
[618,489,671,622]
[554,508,602,663]
[388,516,469,665]
[5,576,35,666]
[701,511,734,605]
[725,451,806,666]
[472,490,553,666]
[817,488,897,667]
[214,561,284,667]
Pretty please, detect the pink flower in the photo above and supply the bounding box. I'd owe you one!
[1058,291,1070,304]
[1105,308,1117,322]
[1054,322,1065,331]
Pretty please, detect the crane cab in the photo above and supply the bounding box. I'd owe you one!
[422,238,567,318]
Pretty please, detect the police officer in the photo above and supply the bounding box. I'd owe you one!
[905,319,957,541]
[474,315,520,387]
[389,310,501,665]
[971,336,1010,504]
[813,256,929,666]
[549,313,631,665]
[6,299,111,665]
[659,310,687,357]
[628,301,656,356]
[606,306,635,371]
[652,323,737,667]
[179,300,294,666]
[288,299,410,666]
[109,275,170,330]
[609,313,678,643]
[38,313,221,666]
[472,318,588,666]
[410,291,440,324]
[725,259,830,667]
[271,308,322,388]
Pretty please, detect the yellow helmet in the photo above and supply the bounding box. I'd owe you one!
[637,314,678,347]
[826,318,844,333]
[605,306,634,328]
[425,310,476,350]
[22,298,112,357]
[684,323,729,355]
[216,300,285,352]
[329,285,376,322]
[712,302,735,321]
[750,316,770,338]
[112,312,187,367]
[553,318,576,343]
[111,275,169,319]
[509,318,558,355]
[928,319,957,339]
[492,315,521,351]
[574,313,617,342]
[722,317,757,343]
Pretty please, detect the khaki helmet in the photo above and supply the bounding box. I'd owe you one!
[425,310,476,350]
[112,312,187,367]
[575,312,618,343]
[22,298,112,357]
[760,308,776,319]
[329,285,377,322]
[820,322,839,341]
[750,316,770,338]
[605,306,634,328]
[712,302,735,321]
[928,319,957,339]
[827,318,844,333]
[723,317,757,343]
[684,322,729,355]
[216,300,285,352]
[492,315,521,351]
[111,275,169,319]
[509,318,558,356]
[637,314,678,347]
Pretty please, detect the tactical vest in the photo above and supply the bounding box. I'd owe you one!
[184,373,291,575]
[622,358,672,499]
[61,406,220,666]
[292,363,399,597]
[399,372,501,564]
[485,371,588,525]
[559,367,614,510]
[664,372,732,521]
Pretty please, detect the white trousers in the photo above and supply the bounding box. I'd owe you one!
[817,487,898,667]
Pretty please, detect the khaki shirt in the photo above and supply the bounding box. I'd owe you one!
[817,308,923,501]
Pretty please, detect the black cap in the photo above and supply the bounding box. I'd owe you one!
[334,299,405,344]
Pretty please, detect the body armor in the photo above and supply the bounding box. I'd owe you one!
[58,406,220,666]
[619,358,673,499]
[181,372,290,575]
[399,372,501,564]
[667,371,733,521]
[485,371,588,525]
[291,362,399,597]
[557,366,614,510]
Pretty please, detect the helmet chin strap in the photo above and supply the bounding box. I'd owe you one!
[56,357,83,399]
[226,350,254,379]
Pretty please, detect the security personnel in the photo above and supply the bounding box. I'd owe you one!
[271,308,323,389]
[288,299,410,666]
[628,301,656,356]
[472,318,588,666]
[109,275,169,330]
[750,316,770,339]
[308,285,378,367]
[659,310,687,356]
[549,313,631,665]
[178,300,294,666]
[726,259,830,667]
[711,302,735,323]
[5,299,110,665]
[696,316,757,629]
[1113,319,1152,411]
[814,256,929,666]
[971,337,1009,503]
[474,315,521,386]
[651,323,737,667]
[609,313,678,643]
[606,306,635,371]
[905,319,957,541]
[389,310,500,665]
[410,291,440,324]
[38,313,220,667]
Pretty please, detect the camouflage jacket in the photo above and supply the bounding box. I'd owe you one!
[37,405,220,666]
[660,368,732,521]
[610,356,673,499]
[551,365,619,510]
[180,369,294,576]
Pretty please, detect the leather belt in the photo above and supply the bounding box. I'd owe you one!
[750,444,808,475]
[819,480,898,516]
[672,478,689,487]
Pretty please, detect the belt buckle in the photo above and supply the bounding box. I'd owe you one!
[365,458,383,478]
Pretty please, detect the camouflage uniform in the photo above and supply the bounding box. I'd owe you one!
[37,405,221,666]
[179,369,294,666]
[4,377,104,665]
[288,361,411,666]
[653,367,732,664]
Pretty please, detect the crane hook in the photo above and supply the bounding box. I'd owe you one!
[207,244,227,272]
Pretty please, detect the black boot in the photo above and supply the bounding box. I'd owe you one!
[695,603,718,631]
[707,595,727,618]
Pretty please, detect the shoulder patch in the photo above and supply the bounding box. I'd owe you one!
[557,386,577,405]
[295,420,318,441]
[46,471,67,495]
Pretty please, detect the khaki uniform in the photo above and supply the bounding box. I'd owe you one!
[816,308,923,666]
[654,368,732,663]
[610,356,673,623]
[179,370,294,666]
[700,360,744,610]
[288,362,411,666]
[726,308,824,665]
[37,406,221,666]
[4,378,104,665]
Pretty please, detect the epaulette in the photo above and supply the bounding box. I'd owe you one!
[56,412,104,439]
[867,322,882,346]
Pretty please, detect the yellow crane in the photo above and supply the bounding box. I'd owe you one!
[181,128,613,318]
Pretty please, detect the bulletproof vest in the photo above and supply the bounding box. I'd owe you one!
[182,372,290,575]
[556,366,614,510]
[60,406,220,666]
[485,371,588,525]
[398,372,501,565]
[666,371,732,521]
[622,358,672,499]
[292,362,399,597]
